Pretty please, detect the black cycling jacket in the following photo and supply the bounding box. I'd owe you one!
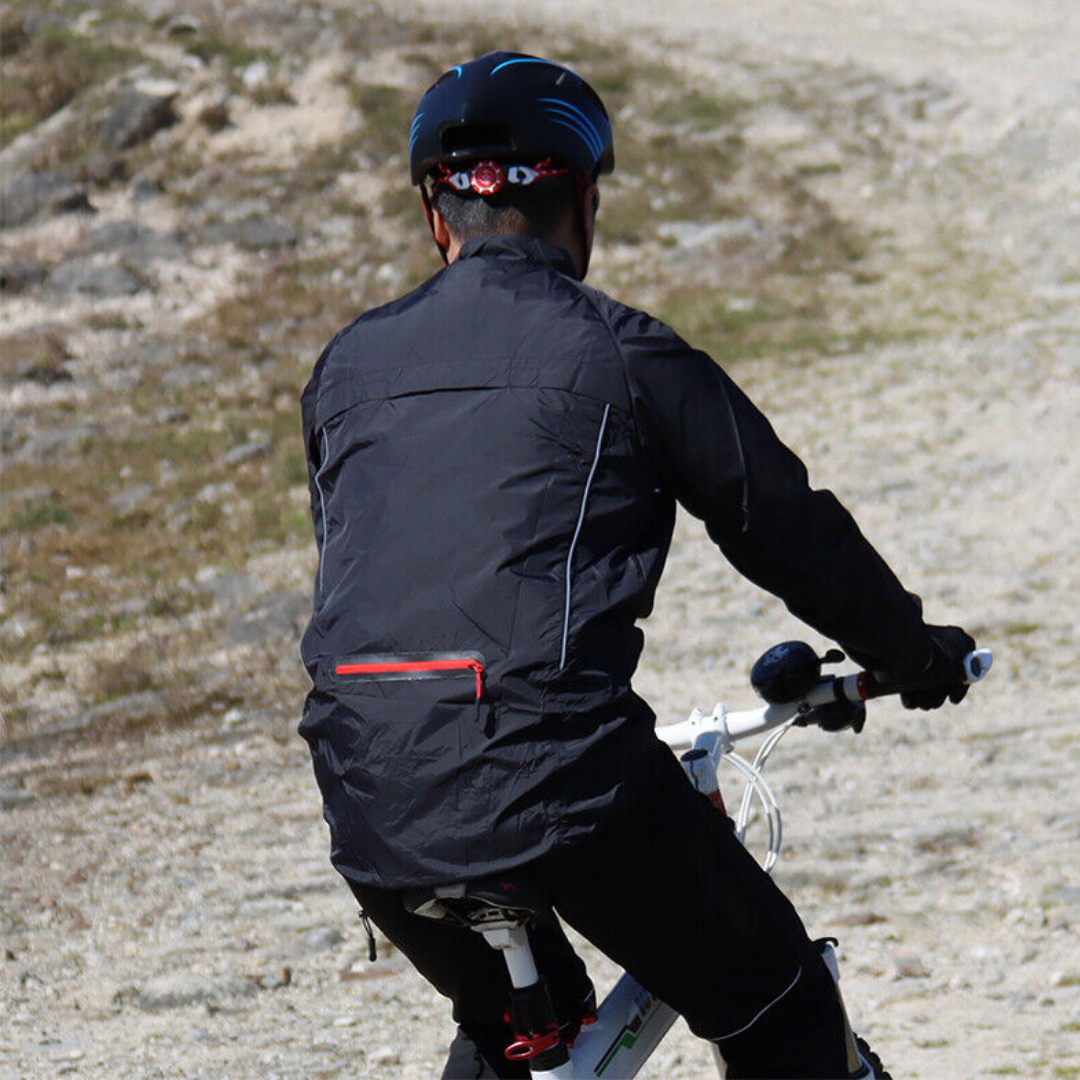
[299,234,931,888]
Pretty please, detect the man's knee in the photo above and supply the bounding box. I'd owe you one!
[714,941,871,1080]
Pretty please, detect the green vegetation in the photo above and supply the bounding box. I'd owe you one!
[0,18,140,148]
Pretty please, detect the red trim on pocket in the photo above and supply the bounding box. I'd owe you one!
[334,658,484,700]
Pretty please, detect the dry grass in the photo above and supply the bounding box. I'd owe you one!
[1,1,1012,751]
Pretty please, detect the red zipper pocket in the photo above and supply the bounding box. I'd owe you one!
[333,653,485,701]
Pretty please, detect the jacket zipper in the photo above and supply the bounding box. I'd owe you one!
[334,657,485,701]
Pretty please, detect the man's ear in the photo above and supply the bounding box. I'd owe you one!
[431,206,452,257]
[420,187,451,264]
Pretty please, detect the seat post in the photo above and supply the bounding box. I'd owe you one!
[480,925,540,987]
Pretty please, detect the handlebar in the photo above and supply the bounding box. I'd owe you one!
[656,648,993,750]
[831,646,993,704]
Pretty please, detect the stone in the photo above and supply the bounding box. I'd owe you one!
[135,973,257,1010]
[201,218,299,250]
[656,216,766,252]
[0,788,35,810]
[160,362,214,389]
[77,220,183,264]
[226,591,309,645]
[0,260,47,293]
[100,84,179,152]
[893,955,931,979]
[15,423,100,463]
[108,483,154,516]
[194,569,261,605]
[296,925,344,954]
[0,172,92,228]
[164,14,201,35]
[241,61,271,90]
[81,691,170,729]
[131,177,165,203]
[85,152,128,185]
[223,435,272,466]
[46,259,144,297]
[0,614,39,643]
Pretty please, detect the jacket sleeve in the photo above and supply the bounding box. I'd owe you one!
[615,306,932,675]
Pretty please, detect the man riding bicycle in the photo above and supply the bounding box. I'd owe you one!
[299,51,976,1078]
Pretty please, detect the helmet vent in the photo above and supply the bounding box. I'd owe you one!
[439,122,512,156]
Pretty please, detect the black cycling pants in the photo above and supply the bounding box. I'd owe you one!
[348,746,859,1079]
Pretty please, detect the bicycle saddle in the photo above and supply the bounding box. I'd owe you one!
[404,875,550,930]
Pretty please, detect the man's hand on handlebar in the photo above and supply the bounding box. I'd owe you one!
[893,624,977,710]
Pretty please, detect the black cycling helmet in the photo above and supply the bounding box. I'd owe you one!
[409,51,615,186]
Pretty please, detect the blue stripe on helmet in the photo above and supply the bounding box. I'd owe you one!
[540,104,602,159]
[537,97,604,153]
[490,57,563,76]
[409,112,425,150]
[544,116,602,161]
[454,65,463,78]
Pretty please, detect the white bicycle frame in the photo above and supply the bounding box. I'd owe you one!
[479,649,993,1079]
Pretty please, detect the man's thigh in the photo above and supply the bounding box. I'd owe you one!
[538,747,812,1041]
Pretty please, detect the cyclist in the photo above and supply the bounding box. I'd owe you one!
[299,51,975,1079]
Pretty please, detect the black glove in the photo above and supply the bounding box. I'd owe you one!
[897,624,976,710]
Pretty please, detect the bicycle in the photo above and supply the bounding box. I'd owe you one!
[406,641,993,1078]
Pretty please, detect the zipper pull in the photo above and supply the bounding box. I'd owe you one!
[469,660,484,701]
[358,910,377,962]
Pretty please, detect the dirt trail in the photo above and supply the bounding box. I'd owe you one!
[2,2,1079,1078]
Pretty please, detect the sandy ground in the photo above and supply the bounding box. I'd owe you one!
[3,2,1080,1078]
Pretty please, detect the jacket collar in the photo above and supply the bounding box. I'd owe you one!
[455,234,578,278]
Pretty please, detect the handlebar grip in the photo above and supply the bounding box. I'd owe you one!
[837,648,993,703]
[963,649,993,683]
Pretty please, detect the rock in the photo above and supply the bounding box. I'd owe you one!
[0,787,35,810]
[81,690,171,729]
[226,591,309,645]
[1044,885,1080,907]
[46,259,144,297]
[135,973,257,1010]
[241,61,271,90]
[0,612,39,643]
[296,925,344,954]
[160,362,214,389]
[131,177,165,203]
[657,216,766,252]
[121,0,178,21]
[165,14,201,35]
[223,434,272,466]
[0,483,56,503]
[201,218,299,251]
[15,423,100,463]
[0,171,92,228]
[369,1047,401,1068]
[100,84,179,152]
[194,569,261,605]
[0,260,47,293]
[78,220,183,264]
[85,152,128,185]
[893,955,931,979]
[197,98,231,133]
[108,483,154,516]
[196,481,235,503]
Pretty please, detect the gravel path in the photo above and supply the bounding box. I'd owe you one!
[3,2,1079,1078]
